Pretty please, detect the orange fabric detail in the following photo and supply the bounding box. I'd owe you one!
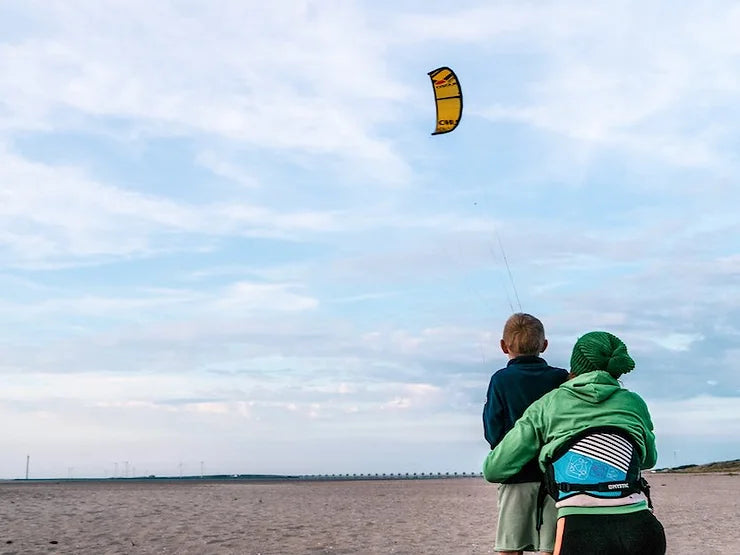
[553,517,565,555]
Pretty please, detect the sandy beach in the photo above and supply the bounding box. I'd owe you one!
[0,473,737,554]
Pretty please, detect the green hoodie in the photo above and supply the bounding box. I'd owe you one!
[483,371,657,483]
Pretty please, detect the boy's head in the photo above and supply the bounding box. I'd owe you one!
[500,313,547,358]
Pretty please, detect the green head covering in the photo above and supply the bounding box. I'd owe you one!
[570,331,635,378]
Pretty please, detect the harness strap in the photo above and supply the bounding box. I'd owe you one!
[536,477,652,528]
[557,480,638,493]
[639,476,653,509]
[535,480,548,531]
[553,477,652,508]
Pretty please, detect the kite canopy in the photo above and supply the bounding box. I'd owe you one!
[428,66,463,135]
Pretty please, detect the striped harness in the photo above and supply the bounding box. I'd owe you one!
[536,426,653,529]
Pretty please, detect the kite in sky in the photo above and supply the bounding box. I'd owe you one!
[428,66,463,135]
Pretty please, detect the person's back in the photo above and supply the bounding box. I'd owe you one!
[483,313,568,555]
[484,357,568,483]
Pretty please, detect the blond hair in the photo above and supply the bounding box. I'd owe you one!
[502,313,546,356]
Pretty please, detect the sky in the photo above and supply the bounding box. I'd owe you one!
[1,0,739,479]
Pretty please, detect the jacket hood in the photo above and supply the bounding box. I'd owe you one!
[561,370,622,404]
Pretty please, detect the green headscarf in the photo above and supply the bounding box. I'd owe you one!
[570,331,635,378]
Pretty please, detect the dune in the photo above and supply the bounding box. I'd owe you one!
[655,458,740,474]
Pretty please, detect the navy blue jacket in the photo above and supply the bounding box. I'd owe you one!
[483,355,568,483]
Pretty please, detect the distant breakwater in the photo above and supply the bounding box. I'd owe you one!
[8,471,485,483]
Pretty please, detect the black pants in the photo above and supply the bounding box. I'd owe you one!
[556,510,666,555]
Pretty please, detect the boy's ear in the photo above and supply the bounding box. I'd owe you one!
[541,339,548,353]
[500,339,509,354]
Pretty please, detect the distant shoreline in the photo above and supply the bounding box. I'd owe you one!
[3,473,485,484]
[653,458,739,474]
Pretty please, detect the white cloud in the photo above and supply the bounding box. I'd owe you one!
[649,333,704,352]
[392,3,598,44]
[215,281,318,312]
[0,145,509,268]
[650,395,740,437]
[453,3,740,172]
[0,279,317,323]
[0,147,343,264]
[0,0,411,180]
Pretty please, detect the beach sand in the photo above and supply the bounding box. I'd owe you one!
[0,473,737,554]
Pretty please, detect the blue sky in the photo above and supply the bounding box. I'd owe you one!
[1,0,739,479]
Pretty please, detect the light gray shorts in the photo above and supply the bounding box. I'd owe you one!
[495,482,557,553]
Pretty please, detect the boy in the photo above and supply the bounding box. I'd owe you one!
[483,313,568,555]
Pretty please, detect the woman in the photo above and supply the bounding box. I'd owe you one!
[483,331,666,554]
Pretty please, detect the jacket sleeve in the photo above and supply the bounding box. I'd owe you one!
[642,428,658,469]
[638,396,658,469]
[482,375,505,448]
[483,401,544,482]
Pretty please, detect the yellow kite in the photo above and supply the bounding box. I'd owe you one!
[428,66,463,135]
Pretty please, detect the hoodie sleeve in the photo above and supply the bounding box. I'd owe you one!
[637,396,658,469]
[483,400,544,482]
[642,428,658,469]
[482,375,505,448]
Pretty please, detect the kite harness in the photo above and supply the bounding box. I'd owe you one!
[536,426,653,530]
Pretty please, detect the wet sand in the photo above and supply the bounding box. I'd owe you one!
[0,473,737,554]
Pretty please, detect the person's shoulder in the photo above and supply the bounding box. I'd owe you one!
[604,386,651,419]
[489,365,511,383]
[548,365,569,380]
[618,388,650,408]
[488,364,525,394]
[530,359,568,381]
